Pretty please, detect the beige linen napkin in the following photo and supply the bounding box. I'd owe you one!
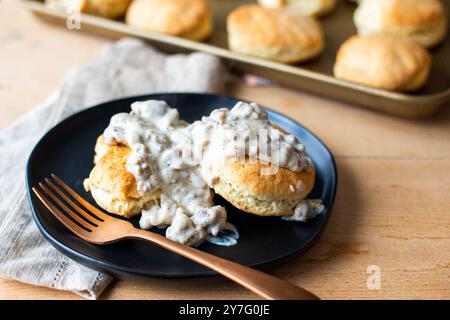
[0,38,226,299]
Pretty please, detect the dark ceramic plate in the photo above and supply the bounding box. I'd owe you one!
[26,93,337,279]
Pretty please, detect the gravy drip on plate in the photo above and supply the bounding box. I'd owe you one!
[103,100,314,246]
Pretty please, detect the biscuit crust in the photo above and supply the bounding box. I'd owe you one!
[84,136,159,217]
[125,0,212,41]
[227,4,324,63]
[87,142,140,199]
[333,34,431,91]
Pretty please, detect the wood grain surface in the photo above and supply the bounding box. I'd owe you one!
[0,0,449,300]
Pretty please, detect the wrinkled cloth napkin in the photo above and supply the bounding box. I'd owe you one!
[0,38,226,299]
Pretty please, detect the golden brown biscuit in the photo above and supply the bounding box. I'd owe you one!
[45,0,131,19]
[211,159,315,216]
[354,0,448,48]
[333,34,431,91]
[227,4,324,63]
[81,0,131,18]
[258,0,337,17]
[83,136,159,218]
[125,0,212,41]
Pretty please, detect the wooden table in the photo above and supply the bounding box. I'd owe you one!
[1,0,449,300]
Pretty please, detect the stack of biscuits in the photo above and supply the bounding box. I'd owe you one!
[46,0,448,92]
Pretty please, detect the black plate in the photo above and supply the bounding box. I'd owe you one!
[26,93,337,279]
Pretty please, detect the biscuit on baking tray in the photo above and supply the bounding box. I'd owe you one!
[125,0,212,41]
[80,0,131,18]
[211,158,315,216]
[83,136,160,218]
[45,0,131,19]
[227,4,324,63]
[258,0,337,17]
[333,34,431,91]
[354,0,448,48]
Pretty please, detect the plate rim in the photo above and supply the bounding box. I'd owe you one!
[25,92,338,279]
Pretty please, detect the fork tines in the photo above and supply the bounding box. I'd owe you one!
[32,174,107,236]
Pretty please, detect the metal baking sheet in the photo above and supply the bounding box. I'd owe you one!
[21,0,450,117]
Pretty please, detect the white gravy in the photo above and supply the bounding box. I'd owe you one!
[103,100,318,246]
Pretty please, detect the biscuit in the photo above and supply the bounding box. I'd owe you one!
[81,0,131,18]
[125,0,212,41]
[227,4,325,63]
[354,0,448,48]
[211,158,315,216]
[333,34,431,91]
[45,0,131,19]
[83,136,159,218]
[258,0,337,17]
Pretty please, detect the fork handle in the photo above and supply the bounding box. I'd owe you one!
[127,228,319,300]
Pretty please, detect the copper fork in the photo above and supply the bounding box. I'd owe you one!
[32,174,319,300]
